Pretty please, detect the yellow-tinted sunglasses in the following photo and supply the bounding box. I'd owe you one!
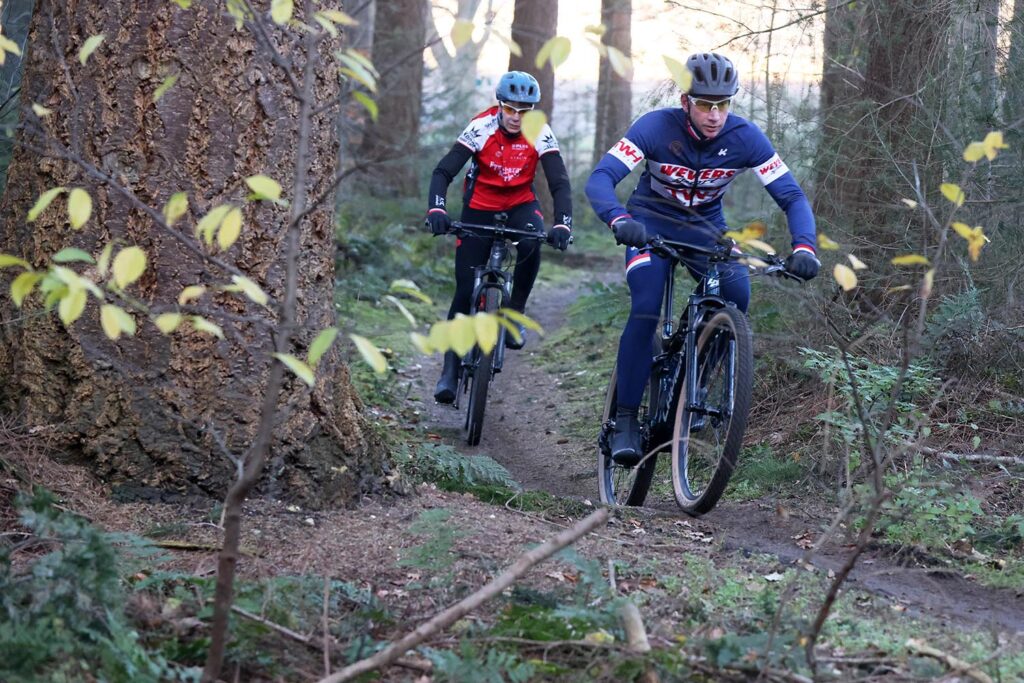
[500,102,535,115]
[689,96,731,113]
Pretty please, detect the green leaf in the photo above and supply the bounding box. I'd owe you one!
[52,248,95,264]
[27,187,66,221]
[163,192,189,226]
[307,327,339,366]
[78,34,105,65]
[230,275,268,306]
[274,352,316,386]
[390,279,433,305]
[172,0,193,7]
[0,253,30,269]
[493,31,522,58]
[67,188,92,229]
[474,312,499,355]
[11,272,42,307]
[112,246,147,288]
[191,316,223,338]
[340,65,378,93]
[218,207,243,250]
[197,204,232,244]
[521,110,547,146]
[245,175,282,202]
[153,74,179,102]
[664,55,692,92]
[314,15,338,37]
[58,288,87,326]
[451,19,474,48]
[154,312,183,333]
[0,34,23,58]
[350,334,387,374]
[270,0,294,24]
[352,91,378,122]
[100,304,136,340]
[606,46,633,79]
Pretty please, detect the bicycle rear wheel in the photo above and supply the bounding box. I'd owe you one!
[670,307,753,516]
[597,364,657,506]
[464,288,500,446]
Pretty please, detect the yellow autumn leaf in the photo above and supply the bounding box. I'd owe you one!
[535,36,571,70]
[741,239,776,255]
[724,221,767,243]
[451,19,474,48]
[963,141,986,163]
[270,0,293,24]
[100,304,136,340]
[230,274,268,306]
[848,254,867,270]
[817,233,840,250]
[58,288,87,326]
[112,246,147,288]
[521,110,547,146]
[274,352,316,386]
[31,103,52,117]
[27,187,66,222]
[197,204,232,244]
[951,222,988,262]
[218,207,243,250]
[153,74,178,102]
[890,254,931,266]
[410,331,432,355]
[448,314,476,357]
[318,9,357,25]
[921,269,935,299]
[11,272,42,307]
[983,131,1008,160]
[349,334,387,374]
[97,243,114,277]
[245,174,283,202]
[833,264,857,291]
[190,316,224,338]
[663,55,692,92]
[78,34,104,65]
[178,285,205,305]
[0,253,30,269]
[154,312,183,333]
[67,188,92,229]
[163,192,188,226]
[499,308,543,333]
[474,312,499,355]
[607,46,633,80]
[901,198,918,209]
[494,31,522,58]
[307,327,339,366]
[940,183,965,207]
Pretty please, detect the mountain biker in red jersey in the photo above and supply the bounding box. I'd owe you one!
[426,71,573,404]
[586,52,820,465]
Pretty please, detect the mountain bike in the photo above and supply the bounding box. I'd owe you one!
[597,236,793,515]
[447,215,559,446]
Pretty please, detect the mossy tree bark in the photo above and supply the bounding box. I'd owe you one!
[0,0,384,508]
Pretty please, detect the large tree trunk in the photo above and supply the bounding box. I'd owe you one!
[0,0,384,508]
[813,1,951,256]
[592,0,631,165]
[508,0,558,222]
[357,0,427,196]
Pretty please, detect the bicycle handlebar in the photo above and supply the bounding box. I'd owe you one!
[449,220,574,247]
[646,235,799,280]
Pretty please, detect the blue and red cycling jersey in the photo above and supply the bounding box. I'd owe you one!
[585,108,816,252]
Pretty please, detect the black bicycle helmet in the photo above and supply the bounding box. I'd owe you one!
[686,53,739,97]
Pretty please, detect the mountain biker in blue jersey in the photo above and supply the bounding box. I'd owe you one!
[426,71,573,405]
[585,52,820,465]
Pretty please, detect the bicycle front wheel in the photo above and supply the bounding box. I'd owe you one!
[597,363,657,506]
[670,307,753,516]
[464,288,500,446]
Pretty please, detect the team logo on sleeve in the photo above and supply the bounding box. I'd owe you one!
[609,137,645,170]
[755,153,789,185]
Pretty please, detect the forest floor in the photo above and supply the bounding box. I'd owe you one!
[3,252,1024,682]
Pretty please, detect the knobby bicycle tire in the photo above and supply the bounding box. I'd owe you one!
[597,364,658,506]
[464,288,500,446]
[670,307,753,516]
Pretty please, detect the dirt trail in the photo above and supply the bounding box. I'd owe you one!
[419,265,1024,637]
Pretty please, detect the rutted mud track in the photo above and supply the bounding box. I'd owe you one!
[420,262,1024,637]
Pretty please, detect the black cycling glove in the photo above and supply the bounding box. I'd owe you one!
[611,217,647,248]
[425,209,452,236]
[785,248,820,281]
[547,225,571,251]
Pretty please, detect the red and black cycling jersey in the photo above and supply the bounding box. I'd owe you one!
[428,107,572,229]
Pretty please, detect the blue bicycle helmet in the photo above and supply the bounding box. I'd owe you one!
[495,71,541,104]
[686,53,739,97]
